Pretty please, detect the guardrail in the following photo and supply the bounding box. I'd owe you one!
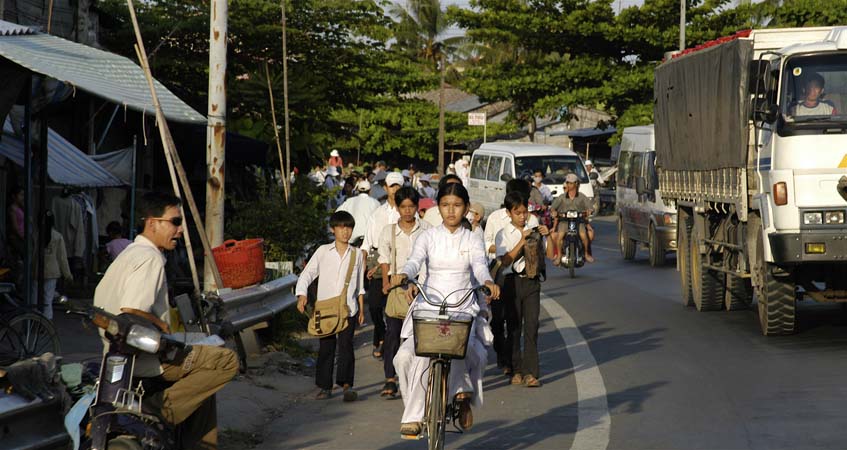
[217,274,298,332]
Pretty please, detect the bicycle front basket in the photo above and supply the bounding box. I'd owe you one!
[412,310,473,359]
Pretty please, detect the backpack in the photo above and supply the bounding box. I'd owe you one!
[521,230,546,281]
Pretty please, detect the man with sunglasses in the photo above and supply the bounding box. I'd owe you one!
[94,192,238,449]
[551,173,595,263]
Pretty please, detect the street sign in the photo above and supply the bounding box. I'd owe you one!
[468,112,486,126]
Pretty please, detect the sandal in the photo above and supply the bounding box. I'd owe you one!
[372,343,383,360]
[454,394,473,430]
[380,380,398,398]
[523,375,542,388]
[511,373,524,385]
[342,385,358,402]
[400,422,422,439]
[315,389,331,400]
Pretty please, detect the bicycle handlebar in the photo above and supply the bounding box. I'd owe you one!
[390,278,490,312]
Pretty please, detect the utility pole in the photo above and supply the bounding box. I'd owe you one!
[281,0,292,203]
[679,0,686,51]
[438,53,446,175]
[204,0,227,291]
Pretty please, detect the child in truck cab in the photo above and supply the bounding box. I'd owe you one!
[792,72,838,117]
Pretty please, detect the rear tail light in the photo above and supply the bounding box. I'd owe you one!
[773,182,788,206]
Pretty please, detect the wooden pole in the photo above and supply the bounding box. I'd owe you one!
[204,0,227,291]
[266,61,288,204]
[281,0,292,202]
[126,0,224,291]
[46,0,54,33]
[437,53,446,175]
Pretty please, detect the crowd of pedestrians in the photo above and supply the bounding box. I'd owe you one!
[296,152,596,438]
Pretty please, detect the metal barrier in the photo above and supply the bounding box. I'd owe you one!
[216,274,298,332]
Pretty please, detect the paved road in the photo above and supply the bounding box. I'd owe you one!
[262,219,847,450]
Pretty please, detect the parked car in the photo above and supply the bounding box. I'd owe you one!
[467,142,594,217]
[616,125,677,267]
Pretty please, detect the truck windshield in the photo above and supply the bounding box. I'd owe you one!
[515,156,589,184]
[781,53,847,126]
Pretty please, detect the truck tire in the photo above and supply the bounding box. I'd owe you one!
[725,274,753,311]
[690,225,723,311]
[648,224,666,267]
[618,217,636,261]
[756,233,796,335]
[678,215,694,307]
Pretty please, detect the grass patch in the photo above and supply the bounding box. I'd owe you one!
[267,309,315,359]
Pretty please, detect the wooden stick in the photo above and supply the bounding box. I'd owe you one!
[47,0,54,33]
[126,0,225,291]
[266,61,288,204]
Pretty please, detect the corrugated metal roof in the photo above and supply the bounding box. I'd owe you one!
[0,22,36,36]
[549,126,617,138]
[1,119,125,187]
[0,24,204,124]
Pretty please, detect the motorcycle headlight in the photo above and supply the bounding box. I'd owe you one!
[126,325,161,354]
[566,211,579,219]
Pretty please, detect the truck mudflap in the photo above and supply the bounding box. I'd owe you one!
[769,231,847,263]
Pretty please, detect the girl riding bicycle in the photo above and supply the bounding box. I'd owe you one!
[393,183,500,438]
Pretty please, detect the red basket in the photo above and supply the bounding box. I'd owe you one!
[212,239,265,289]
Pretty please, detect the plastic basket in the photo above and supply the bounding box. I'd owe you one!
[212,239,265,289]
[412,310,473,359]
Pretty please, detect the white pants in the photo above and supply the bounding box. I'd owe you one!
[30,278,57,320]
[394,335,487,424]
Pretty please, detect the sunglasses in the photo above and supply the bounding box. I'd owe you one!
[148,216,183,227]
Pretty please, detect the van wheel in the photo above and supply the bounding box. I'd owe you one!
[618,217,636,260]
[678,214,694,307]
[756,232,795,335]
[648,224,666,267]
[690,224,723,311]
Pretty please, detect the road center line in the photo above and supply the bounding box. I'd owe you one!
[541,293,610,450]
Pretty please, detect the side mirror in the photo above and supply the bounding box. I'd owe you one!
[754,103,779,123]
[635,176,648,196]
[500,173,513,182]
[589,172,599,181]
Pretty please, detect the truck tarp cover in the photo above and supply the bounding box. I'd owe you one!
[654,39,753,171]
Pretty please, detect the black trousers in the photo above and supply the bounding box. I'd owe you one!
[507,275,541,378]
[367,277,386,347]
[491,279,513,369]
[316,318,357,390]
[383,316,403,379]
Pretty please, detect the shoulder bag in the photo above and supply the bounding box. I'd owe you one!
[385,224,410,319]
[307,248,356,337]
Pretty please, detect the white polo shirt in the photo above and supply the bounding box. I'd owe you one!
[295,243,365,317]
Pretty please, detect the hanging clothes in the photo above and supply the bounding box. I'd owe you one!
[51,194,84,258]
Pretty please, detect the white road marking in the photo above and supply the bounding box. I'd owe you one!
[541,293,610,450]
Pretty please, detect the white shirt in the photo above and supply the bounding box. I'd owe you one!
[94,235,170,377]
[495,221,545,276]
[362,202,400,252]
[336,193,380,241]
[484,208,538,257]
[795,101,835,116]
[295,243,366,317]
[378,218,431,275]
[423,206,442,226]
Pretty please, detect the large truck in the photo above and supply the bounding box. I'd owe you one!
[654,27,847,335]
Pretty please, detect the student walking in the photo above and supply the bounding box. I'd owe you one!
[495,191,551,387]
[296,211,366,401]
[377,187,430,399]
[35,211,73,319]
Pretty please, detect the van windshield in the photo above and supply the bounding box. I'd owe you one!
[515,156,589,184]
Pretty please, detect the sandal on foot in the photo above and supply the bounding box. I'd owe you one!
[380,381,398,398]
[523,375,542,387]
[511,373,524,385]
[342,387,358,402]
[372,344,383,360]
[315,389,331,400]
[455,396,473,430]
[400,422,422,438]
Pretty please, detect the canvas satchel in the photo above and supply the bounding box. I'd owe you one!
[307,248,356,337]
[385,224,410,319]
[521,230,546,281]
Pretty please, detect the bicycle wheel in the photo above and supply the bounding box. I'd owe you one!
[426,361,447,450]
[7,312,60,358]
[0,322,25,365]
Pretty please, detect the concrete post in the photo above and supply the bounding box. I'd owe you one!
[204,0,227,291]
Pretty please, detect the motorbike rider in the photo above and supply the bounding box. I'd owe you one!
[551,173,595,263]
[93,192,238,449]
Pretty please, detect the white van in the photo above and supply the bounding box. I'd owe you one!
[616,125,677,267]
[467,142,594,217]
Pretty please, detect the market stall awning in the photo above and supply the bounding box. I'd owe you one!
[0,119,125,187]
[0,20,205,124]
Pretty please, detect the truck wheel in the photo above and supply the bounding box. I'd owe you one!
[757,266,796,335]
[689,225,723,311]
[678,216,694,307]
[725,274,753,311]
[618,217,636,260]
[648,224,666,267]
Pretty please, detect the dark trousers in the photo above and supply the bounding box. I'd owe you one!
[316,319,357,390]
[491,281,513,369]
[367,277,386,346]
[507,275,541,378]
[383,316,403,379]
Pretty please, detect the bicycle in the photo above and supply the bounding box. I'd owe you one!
[396,278,491,450]
[0,282,61,364]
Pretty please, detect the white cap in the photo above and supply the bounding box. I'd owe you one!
[327,166,339,176]
[330,149,340,157]
[565,173,579,183]
[386,172,404,186]
[355,180,371,192]
[585,160,593,166]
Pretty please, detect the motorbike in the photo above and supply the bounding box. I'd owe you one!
[63,298,189,450]
[559,210,586,278]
